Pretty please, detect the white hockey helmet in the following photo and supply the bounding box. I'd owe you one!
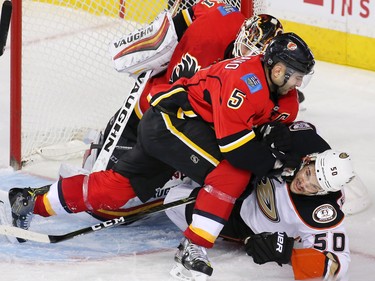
[311,150,355,195]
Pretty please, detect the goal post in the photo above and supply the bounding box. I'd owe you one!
[9,0,266,169]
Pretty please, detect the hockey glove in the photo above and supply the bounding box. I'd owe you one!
[244,232,294,266]
[266,149,301,183]
[258,122,292,152]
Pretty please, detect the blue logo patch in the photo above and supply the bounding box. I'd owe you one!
[241,74,263,94]
[218,5,239,16]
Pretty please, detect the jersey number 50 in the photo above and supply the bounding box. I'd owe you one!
[314,232,346,252]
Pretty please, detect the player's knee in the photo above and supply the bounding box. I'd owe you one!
[87,171,136,210]
[205,160,251,198]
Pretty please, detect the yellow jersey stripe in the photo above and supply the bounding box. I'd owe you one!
[43,194,56,216]
[219,131,256,153]
[161,113,220,167]
[176,108,198,119]
[182,9,193,27]
[150,87,185,107]
[189,225,216,244]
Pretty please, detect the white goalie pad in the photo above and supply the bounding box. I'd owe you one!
[109,10,178,77]
[342,175,371,216]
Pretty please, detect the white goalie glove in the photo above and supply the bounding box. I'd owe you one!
[109,10,178,77]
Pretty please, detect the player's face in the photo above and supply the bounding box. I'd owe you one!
[278,68,304,96]
[290,163,323,195]
[271,64,304,96]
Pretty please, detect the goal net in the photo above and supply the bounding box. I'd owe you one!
[9,0,267,168]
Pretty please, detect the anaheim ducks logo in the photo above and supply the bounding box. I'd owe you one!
[170,53,201,83]
[256,178,280,222]
[312,204,337,224]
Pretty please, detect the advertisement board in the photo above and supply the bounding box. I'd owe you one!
[267,0,375,70]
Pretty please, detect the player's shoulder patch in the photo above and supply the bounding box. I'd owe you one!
[312,204,338,224]
[289,121,316,132]
[217,4,239,16]
[290,191,344,229]
[241,73,263,94]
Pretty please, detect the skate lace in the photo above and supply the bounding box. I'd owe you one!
[187,243,209,263]
[19,212,33,229]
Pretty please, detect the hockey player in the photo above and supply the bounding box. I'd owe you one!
[87,1,286,171]
[165,121,354,281]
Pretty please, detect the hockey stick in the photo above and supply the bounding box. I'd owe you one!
[91,70,152,172]
[91,1,183,171]
[90,143,133,151]
[0,196,195,243]
[0,0,12,56]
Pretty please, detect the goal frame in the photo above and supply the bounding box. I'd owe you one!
[9,0,256,170]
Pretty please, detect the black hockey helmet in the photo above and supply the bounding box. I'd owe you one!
[233,14,284,57]
[264,32,315,75]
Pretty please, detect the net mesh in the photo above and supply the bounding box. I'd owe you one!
[15,0,266,165]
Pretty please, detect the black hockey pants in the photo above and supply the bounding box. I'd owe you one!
[112,107,223,202]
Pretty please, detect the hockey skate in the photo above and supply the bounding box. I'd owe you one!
[8,186,50,242]
[170,237,213,281]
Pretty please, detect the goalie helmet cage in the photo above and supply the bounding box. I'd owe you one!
[9,0,266,169]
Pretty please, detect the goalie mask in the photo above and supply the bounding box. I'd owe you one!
[232,14,284,57]
[301,150,356,195]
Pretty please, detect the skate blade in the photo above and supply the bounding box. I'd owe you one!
[170,263,209,281]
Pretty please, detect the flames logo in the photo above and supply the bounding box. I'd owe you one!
[170,53,201,83]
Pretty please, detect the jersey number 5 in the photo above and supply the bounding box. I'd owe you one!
[227,89,246,109]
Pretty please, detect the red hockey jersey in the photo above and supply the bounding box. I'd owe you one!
[149,55,298,174]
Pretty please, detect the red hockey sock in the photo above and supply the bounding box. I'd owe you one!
[184,227,214,248]
[34,195,52,217]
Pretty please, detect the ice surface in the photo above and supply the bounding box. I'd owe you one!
[1,7,375,281]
